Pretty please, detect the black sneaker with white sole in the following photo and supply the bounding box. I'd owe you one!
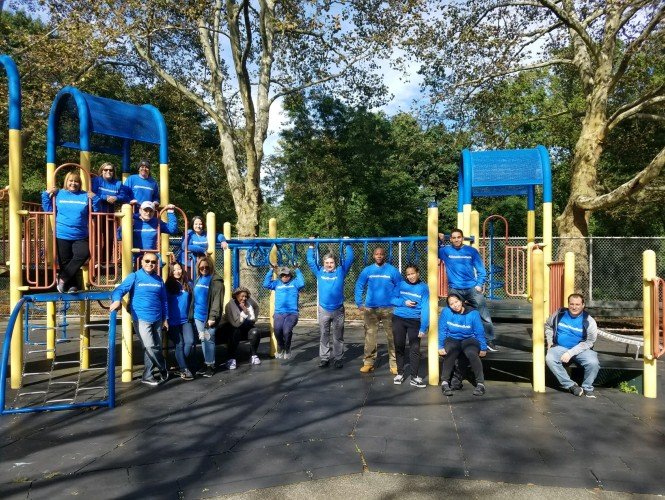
[486,341,499,352]
[441,381,453,396]
[410,376,426,388]
[472,383,486,396]
[569,384,583,397]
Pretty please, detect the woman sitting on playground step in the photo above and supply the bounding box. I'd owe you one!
[438,292,487,397]
[221,287,261,369]
[165,262,195,380]
[42,171,101,293]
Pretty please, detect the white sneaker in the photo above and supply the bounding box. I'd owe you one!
[250,355,261,365]
[275,350,284,359]
[393,374,404,385]
[227,359,237,370]
[283,350,292,360]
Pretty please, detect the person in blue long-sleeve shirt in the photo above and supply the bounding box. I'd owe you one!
[165,262,195,380]
[262,266,305,360]
[124,159,160,209]
[117,201,178,261]
[438,293,487,397]
[391,265,429,387]
[307,243,354,368]
[438,228,497,351]
[176,215,228,274]
[354,247,402,375]
[110,252,169,386]
[42,171,101,293]
[91,162,132,213]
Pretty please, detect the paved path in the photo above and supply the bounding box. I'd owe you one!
[1,323,664,499]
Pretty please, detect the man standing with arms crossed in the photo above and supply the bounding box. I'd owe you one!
[438,229,498,352]
[355,247,402,374]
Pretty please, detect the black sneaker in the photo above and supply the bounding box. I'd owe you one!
[486,341,499,352]
[473,383,486,396]
[584,389,596,398]
[203,365,215,378]
[333,359,343,369]
[158,371,170,385]
[180,369,194,381]
[441,381,453,396]
[318,359,330,368]
[141,377,159,386]
[196,366,207,376]
[569,384,583,397]
[410,376,426,388]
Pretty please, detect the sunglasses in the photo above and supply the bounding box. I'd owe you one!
[199,265,210,270]
[102,168,114,172]
[143,259,158,264]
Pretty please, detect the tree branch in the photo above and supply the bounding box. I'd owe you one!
[607,89,665,131]
[453,58,574,89]
[537,0,599,60]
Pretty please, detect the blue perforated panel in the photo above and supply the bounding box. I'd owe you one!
[84,93,160,144]
[469,149,544,187]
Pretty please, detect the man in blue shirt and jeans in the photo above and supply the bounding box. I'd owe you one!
[438,228,497,352]
[545,293,600,398]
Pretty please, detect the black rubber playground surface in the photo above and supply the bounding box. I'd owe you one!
[1,321,665,499]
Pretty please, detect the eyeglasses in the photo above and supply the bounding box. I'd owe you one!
[102,168,114,172]
[143,259,157,264]
[199,265,210,270]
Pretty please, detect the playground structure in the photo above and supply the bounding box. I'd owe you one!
[2,53,664,415]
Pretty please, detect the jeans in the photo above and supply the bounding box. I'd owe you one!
[362,307,396,369]
[194,319,216,366]
[448,287,495,342]
[135,319,167,380]
[441,337,485,384]
[56,238,90,288]
[319,306,344,361]
[546,345,600,392]
[167,322,194,371]
[392,315,422,377]
[274,313,299,351]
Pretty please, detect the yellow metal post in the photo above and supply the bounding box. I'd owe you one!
[543,202,552,320]
[206,212,216,264]
[643,250,657,398]
[532,248,546,392]
[268,218,278,357]
[526,242,534,300]
[159,162,170,281]
[564,251,575,301]
[80,151,91,369]
[120,203,134,382]
[462,204,471,237]
[9,128,23,388]
[470,210,480,250]
[223,222,232,307]
[427,203,440,385]
[527,210,535,244]
[46,161,56,360]
[456,211,463,231]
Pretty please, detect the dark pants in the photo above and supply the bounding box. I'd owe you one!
[441,337,485,384]
[56,238,89,288]
[274,313,298,351]
[392,315,422,377]
[225,320,260,358]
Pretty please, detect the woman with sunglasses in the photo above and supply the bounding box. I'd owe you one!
[177,215,228,274]
[42,171,101,293]
[91,162,132,213]
[191,256,225,378]
[165,262,195,380]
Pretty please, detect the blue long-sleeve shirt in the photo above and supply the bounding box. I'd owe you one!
[91,176,132,213]
[438,306,486,351]
[391,280,430,333]
[354,262,402,308]
[306,246,354,311]
[124,174,160,205]
[117,212,178,250]
[112,269,168,322]
[262,268,305,314]
[177,231,227,264]
[41,189,100,240]
[166,282,192,326]
[438,244,487,289]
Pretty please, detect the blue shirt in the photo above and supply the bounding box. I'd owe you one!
[177,231,227,264]
[91,176,132,213]
[41,189,100,240]
[262,268,305,314]
[117,212,178,250]
[391,280,430,332]
[306,246,354,311]
[166,282,192,326]
[193,274,212,321]
[111,269,168,322]
[354,262,402,308]
[438,307,486,351]
[555,311,585,349]
[438,244,487,289]
[124,174,160,205]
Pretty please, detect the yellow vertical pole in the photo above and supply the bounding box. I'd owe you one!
[456,211,463,231]
[532,248,545,392]
[46,161,56,360]
[268,218,278,357]
[159,162,170,281]
[526,242,534,300]
[543,202,552,321]
[563,251,575,301]
[643,250,657,398]
[470,210,480,250]
[527,210,535,244]
[9,128,23,388]
[427,203,440,385]
[79,151,91,369]
[120,203,134,382]
[462,204,471,237]
[206,212,216,264]
[223,222,232,307]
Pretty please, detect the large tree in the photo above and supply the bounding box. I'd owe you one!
[410,1,665,268]
[44,0,421,236]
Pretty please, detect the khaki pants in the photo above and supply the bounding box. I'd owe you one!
[362,307,396,369]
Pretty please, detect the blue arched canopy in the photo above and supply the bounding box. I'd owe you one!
[0,55,21,130]
[46,87,168,173]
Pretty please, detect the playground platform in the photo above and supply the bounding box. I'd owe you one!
[1,320,664,498]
